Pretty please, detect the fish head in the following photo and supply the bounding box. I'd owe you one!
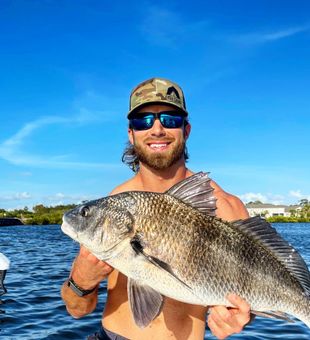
[61,196,135,260]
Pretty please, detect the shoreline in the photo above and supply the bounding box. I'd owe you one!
[0,218,24,226]
[0,221,309,227]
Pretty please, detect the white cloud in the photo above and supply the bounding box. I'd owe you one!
[0,114,121,170]
[289,190,303,199]
[238,192,286,205]
[262,26,310,41]
[289,190,310,200]
[231,24,310,45]
[238,190,310,205]
[0,85,127,171]
[72,90,124,123]
[0,192,31,202]
[0,191,93,210]
[139,6,208,47]
[140,7,180,46]
[267,194,286,205]
[238,192,268,203]
[2,116,69,148]
[45,192,91,203]
[19,171,32,177]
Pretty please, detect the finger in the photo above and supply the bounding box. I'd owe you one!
[227,294,251,314]
[80,246,113,270]
[80,245,90,255]
[226,294,251,327]
[210,305,240,330]
[207,314,230,340]
[101,262,114,273]
[79,246,102,264]
[211,306,233,322]
[86,253,102,264]
[80,245,91,256]
[209,307,235,332]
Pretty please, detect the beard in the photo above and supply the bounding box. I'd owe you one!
[133,138,186,170]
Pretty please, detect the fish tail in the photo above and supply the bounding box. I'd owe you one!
[303,298,310,329]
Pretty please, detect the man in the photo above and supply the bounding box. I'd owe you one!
[61,78,251,339]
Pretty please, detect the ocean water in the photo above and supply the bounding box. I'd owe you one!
[0,223,309,340]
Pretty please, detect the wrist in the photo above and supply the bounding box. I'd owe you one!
[67,276,98,297]
[70,271,99,291]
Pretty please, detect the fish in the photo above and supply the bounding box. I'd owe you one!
[61,172,310,329]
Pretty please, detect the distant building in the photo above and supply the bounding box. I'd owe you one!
[246,203,300,218]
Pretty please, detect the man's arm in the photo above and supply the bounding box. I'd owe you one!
[210,181,249,221]
[61,245,113,318]
[61,185,131,318]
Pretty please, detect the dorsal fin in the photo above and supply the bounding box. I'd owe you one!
[166,172,217,216]
[232,216,310,295]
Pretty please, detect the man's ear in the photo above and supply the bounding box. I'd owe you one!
[184,122,191,140]
[128,128,134,145]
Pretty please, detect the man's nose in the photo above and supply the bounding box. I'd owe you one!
[150,118,166,136]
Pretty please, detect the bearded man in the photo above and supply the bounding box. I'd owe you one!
[62,78,251,340]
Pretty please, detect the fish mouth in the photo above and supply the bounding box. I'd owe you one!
[61,220,79,241]
[61,219,130,261]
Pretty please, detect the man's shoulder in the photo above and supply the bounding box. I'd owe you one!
[109,177,140,196]
[210,180,249,222]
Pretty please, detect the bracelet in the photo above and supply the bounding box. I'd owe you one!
[67,277,97,297]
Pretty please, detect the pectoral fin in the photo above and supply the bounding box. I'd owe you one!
[130,236,192,290]
[127,278,164,328]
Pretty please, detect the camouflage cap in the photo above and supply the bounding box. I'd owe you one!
[128,78,188,118]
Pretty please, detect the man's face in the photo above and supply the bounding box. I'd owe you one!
[128,104,191,170]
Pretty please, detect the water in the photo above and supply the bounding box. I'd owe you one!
[0,223,309,339]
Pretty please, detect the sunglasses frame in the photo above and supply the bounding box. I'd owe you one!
[129,110,187,131]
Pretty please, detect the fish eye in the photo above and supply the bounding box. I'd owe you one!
[79,206,90,217]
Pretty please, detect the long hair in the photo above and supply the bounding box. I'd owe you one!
[121,142,189,173]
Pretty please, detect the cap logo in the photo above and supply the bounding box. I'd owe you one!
[166,86,181,106]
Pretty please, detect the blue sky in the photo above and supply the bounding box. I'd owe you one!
[0,0,309,210]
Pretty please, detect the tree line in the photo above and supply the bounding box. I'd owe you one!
[0,199,309,225]
[0,204,78,225]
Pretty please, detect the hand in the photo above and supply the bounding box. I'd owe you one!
[70,245,114,290]
[207,294,251,339]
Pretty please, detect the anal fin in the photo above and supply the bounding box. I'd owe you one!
[251,310,294,323]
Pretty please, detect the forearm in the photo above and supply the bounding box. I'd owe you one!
[61,246,113,318]
[61,278,99,318]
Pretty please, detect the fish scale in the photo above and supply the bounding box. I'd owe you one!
[62,172,310,329]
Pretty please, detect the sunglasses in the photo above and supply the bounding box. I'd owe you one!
[129,111,186,131]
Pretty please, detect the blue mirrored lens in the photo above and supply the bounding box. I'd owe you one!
[130,112,185,130]
[131,114,155,130]
[160,114,184,128]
